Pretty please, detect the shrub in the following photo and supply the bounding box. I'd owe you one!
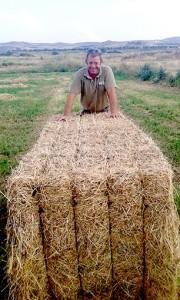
[2,61,14,66]
[19,53,33,57]
[175,71,180,88]
[58,67,68,72]
[5,50,13,56]
[138,64,154,81]
[167,75,176,87]
[157,67,167,81]
[52,51,59,55]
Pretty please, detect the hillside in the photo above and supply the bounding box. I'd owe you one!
[0,37,180,52]
[161,36,180,44]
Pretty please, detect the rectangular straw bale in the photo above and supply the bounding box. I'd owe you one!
[39,179,79,299]
[94,113,179,299]
[7,113,179,300]
[73,116,112,299]
[6,121,62,300]
[37,119,81,299]
[134,123,179,300]
[13,121,60,178]
[95,116,144,299]
[6,179,49,300]
[142,170,179,300]
[107,172,143,299]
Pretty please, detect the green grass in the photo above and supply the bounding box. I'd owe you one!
[0,73,68,183]
[114,71,129,80]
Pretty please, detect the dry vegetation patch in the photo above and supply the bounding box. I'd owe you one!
[0,77,28,84]
[0,93,16,101]
[0,83,29,89]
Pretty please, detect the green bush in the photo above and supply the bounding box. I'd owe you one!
[175,71,180,88]
[138,65,180,88]
[138,64,154,81]
[167,75,176,87]
[2,61,14,67]
[52,51,59,55]
[19,52,33,57]
[157,67,167,81]
[5,50,13,56]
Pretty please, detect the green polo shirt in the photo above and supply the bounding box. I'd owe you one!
[69,65,117,112]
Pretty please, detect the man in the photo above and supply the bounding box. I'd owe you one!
[59,49,119,121]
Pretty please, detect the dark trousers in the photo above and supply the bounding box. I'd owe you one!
[80,107,109,116]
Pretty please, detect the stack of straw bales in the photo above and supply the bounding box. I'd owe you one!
[6,113,179,299]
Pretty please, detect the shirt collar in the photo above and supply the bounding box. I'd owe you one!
[83,66,102,79]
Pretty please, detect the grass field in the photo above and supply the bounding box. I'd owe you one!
[0,51,179,297]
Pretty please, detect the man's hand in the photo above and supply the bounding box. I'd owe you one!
[56,92,78,121]
[109,111,119,118]
[55,114,69,121]
[106,87,119,118]
[106,111,120,118]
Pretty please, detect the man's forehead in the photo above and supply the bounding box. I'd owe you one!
[86,55,101,61]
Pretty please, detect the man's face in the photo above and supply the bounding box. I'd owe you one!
[86,55,101,74]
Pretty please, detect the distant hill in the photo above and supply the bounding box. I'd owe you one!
[0,37,180,52]
[161,36,180,44]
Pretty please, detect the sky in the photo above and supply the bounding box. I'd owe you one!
[0,0,180,43]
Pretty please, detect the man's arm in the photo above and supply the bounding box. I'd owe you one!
[106,87,119,117]
[58,68,82,121]
[64,92,78,116]
[58,92,78,121]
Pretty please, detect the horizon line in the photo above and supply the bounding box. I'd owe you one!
[0,36,180,44]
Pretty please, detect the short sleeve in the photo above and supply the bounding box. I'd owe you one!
[69,70,82,94]
[104,66,117,90]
